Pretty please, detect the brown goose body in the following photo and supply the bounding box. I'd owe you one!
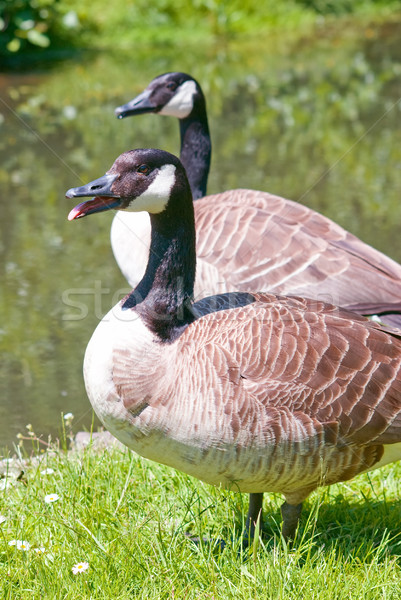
[112,73,401,326]
[67,148,401,538]
[85,292,401,508]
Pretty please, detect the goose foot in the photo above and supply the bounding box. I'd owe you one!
[281,501,302,540]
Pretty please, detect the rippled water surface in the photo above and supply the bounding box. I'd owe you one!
[1,20,401,450]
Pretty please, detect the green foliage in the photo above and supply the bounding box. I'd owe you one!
[0,0,81,59]
[296,0,401,16]
[1,0,401,64]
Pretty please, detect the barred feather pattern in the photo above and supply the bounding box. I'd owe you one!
[193,190,401,310]
[84,293,401,507]
[110,189,401,325]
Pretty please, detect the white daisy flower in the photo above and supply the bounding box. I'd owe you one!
[17,540,30,551]
[33,546,46,554]
[63,413,74,420]
[72,561,89,574]
[44,493,60,503]
[0,515,6,524]
[40,468,55,475]
[8,539,17,546]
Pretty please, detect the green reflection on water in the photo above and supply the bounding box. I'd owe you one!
[1,20,401,450]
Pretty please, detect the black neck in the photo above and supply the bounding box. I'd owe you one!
[122,184,196,342]
[179,98,211,200]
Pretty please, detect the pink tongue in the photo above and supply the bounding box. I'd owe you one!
[67,196,115,220]
[68,202,87,220]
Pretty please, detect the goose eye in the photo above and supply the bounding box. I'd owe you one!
[166,82,177,91]
[137,165,151,175]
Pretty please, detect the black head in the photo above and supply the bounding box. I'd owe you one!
[66,148,189,220]
[115,72,202,120]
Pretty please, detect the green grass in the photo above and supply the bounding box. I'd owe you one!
[2,428,401,599]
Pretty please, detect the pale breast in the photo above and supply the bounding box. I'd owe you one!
[83,303,171,430]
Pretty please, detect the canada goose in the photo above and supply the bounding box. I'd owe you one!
[67,148,401,540]
[111,72,401,327]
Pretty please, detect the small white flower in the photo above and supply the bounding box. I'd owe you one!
[0,515,6,524]
[72,561,89,574]
[9,540,30,550]
[17,540,30,551]
[40,468,54,475]
[33,546,46,554]
[63,412,74,420]
[44,493,60,504]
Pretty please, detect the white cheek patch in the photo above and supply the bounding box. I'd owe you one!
[129,164,176,214]
[159,80,197,118]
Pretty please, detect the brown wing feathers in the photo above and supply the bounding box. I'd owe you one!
[195,190,401,321]
[183,294,401,453]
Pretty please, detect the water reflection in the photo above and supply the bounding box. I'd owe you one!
[0,20,401,450]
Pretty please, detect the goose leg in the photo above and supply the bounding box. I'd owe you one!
[281,501,302,540]
[243,492,264,544]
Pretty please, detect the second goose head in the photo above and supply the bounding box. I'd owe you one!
[115,72,203,120]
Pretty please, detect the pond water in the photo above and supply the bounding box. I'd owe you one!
[0,19,401,451]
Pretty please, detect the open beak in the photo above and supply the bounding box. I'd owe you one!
[115,90,156,119]
[66,173,121,220]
